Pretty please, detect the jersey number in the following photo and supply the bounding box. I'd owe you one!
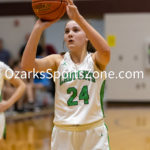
[67,86,89,106]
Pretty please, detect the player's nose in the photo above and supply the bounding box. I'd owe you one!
[68,30,73,38]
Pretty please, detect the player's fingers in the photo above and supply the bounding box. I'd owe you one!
[67,0,74,5]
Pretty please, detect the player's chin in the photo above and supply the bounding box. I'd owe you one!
[67,44,76,49]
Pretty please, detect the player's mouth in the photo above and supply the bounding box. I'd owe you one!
[68,39,74,43]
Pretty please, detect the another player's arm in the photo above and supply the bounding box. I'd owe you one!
[66,0,110,70]
[21,19,59,72]
[0,75,26,112]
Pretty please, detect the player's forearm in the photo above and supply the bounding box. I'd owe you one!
[21,27,43,71]
[76,15,110,55]
[6,81,26,108]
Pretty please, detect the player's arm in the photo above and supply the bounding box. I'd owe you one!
[21,19,59,72]
[0,75,26,112]
[66,0,110,70]
[34,54,61,72]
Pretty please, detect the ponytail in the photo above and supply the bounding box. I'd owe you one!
[87,40,96,53]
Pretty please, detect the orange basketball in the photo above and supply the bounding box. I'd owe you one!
[32,0,67,21]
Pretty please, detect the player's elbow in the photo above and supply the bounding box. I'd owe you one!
[102,49,111,65]
[106,50,111,64]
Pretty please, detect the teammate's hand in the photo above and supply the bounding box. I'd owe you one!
[0,101,9,113]
[66,0,81,22]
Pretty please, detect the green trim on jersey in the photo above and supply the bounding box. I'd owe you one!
[100,80,106,117]
[3,125,6,139]
[104,123,111,150]
[0,94,2,102]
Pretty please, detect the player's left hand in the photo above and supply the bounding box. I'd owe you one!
[66,0,81,22]
[0,101,10,113]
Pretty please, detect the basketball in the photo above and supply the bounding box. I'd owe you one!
[32,0,67,21]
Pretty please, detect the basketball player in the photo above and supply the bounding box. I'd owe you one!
[21,0,110,149]
[0,61,26,140]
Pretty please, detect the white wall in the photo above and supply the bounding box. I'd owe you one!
[105,13,150,101]
[45,19,68,53]
[0,16,35,59]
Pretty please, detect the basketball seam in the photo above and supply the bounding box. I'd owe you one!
[33,1,67,15]
[46,3,66,21]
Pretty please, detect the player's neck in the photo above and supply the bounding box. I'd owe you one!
[69,49,87,65]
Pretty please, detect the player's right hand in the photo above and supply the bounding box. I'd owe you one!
[34,19,58,31]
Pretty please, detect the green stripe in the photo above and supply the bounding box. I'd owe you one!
[100,80,106,117]
[104,123,111,150]
[100,81,111,149]
[3,125,6,139]
[0,94,2,102]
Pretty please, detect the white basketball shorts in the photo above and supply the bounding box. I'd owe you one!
[0,112,6,140]
[51,123,110,150]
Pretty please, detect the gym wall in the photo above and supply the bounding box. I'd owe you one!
[105,13,150,101]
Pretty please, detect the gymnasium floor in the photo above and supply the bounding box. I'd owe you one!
[0,107,150,150]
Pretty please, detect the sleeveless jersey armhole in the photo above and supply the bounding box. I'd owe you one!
[57,53,66,71]
[90,53,106,80]
[53,53,66,83]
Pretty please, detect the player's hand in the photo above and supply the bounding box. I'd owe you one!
[0,101,10,113]
[66,0,81,22]
[34,19,59,31]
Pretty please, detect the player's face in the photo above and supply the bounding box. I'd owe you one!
[64,20,88,51]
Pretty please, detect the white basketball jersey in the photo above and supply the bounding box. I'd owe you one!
[54,52,105,125]
[0,61,13,89]
[0,61,13,139]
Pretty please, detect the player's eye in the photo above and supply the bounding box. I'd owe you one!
[73,28,79,32]
[65,29,69,34]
